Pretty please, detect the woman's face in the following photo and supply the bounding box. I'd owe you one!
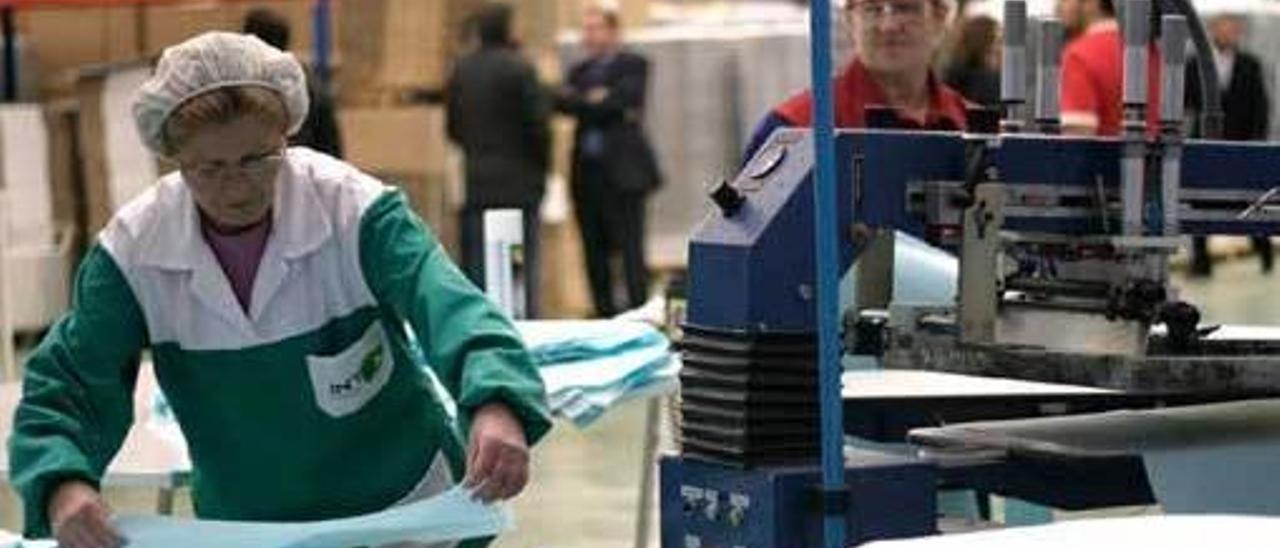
[174,116,285,230]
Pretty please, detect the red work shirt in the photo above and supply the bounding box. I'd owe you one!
[1061,20,1162,136]
[774,58,969,131]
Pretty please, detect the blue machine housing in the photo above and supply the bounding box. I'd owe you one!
[670,128,1280,547]
[687,129,1280,333]
[660,454,936,547]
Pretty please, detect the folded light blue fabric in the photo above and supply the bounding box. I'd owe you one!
[514,320,679,427]
[516,320,667,364]
[542,345,677,427]
[555,358,680,428]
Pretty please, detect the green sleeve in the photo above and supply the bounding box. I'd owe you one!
[358,191,552,446]
[7,244,147,538]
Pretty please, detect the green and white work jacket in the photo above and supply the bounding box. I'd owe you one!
[7,148,552,538]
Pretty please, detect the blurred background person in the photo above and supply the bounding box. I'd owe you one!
[243,7,344,158]
[944,14,1002,108]
[1186,10,1273,277]
[1056,0,1160,136]
[556,5,662,318]
[446,1,551,317]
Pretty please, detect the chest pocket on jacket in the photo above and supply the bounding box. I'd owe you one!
[306,322,394,418]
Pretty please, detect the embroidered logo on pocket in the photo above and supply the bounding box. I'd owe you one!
[307,322,394,418]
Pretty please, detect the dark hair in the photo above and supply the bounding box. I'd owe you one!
[1100,0,1115,16]
[585,5,620,30]
[954,16,998,70]
[476,2,514,46]
[243,8,291,50]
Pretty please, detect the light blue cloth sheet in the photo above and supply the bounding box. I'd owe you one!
[112,486,509,548]
[516,320,667,364]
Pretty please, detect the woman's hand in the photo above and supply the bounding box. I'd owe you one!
[48,480,123,548]
[464,402,530,503]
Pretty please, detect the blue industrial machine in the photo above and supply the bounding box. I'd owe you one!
[661,0,1280,546]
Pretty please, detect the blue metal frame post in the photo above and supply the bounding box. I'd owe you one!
[312,0,332,86]
[809,1,847,547]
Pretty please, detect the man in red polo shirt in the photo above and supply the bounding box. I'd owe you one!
[1058,0,1161,135]
[743,0,968,161]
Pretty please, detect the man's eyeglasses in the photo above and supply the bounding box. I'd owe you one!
[182,149,284,181]
[853,0,929,21]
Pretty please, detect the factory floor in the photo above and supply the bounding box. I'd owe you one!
[0,255,1275,546]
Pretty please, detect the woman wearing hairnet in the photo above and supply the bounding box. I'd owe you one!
[7,32,550,548]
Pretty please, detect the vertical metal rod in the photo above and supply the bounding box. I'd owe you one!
[2,5,16,102]
[1162,0,1223,138]
[1001,1,1028,133]
[1120,0,1150,236]
[1035,19,1064,133]
[633,397,662,548]
[1159,15,1188,237]
[808,1,846,547]
[312,0,332,86]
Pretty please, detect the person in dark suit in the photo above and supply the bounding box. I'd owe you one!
[243,8,344,159]
[1187,11,1272,275]
[556,6,661,317]
[446,2,551,317]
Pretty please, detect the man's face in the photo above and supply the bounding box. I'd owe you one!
[848,0,947,75]
[581,11,618,58]
[1210,15,1246,51]
[1056,0,1089,37]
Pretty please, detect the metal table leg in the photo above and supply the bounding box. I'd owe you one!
[157,487,175,515]
[634,396,663,548]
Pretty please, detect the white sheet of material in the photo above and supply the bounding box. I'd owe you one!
[891,231,958,306]
[913,400,1280,515]
[112,486,510,548]
[103,67,158,210]
[863,515,1280,547]
[0,529,52,548]
[842,370,1110,400]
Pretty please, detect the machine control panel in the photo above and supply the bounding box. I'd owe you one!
[681,485,750,526]
[703,489,721,522]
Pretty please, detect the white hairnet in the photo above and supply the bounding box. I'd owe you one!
[132,31,309,156]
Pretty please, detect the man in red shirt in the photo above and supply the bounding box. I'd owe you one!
[1058,0,1161,135]
[744,0,968,160]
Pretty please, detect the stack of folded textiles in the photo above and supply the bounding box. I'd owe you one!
[515,320,678,428]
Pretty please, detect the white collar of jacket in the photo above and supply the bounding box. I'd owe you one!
[134,147,333,271]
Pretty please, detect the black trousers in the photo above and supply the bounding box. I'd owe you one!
[460,204,541,318]
[574,160,649,317]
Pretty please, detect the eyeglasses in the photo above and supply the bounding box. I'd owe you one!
[853,0,929,21]
[181,148,284,181]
